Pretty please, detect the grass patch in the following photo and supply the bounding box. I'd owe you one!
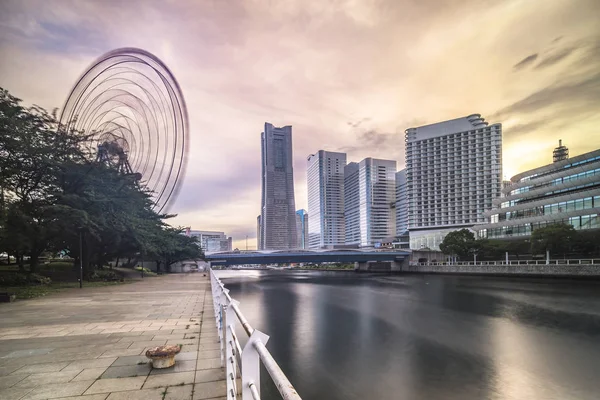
[3,280,130,300]
[134,266,158,277]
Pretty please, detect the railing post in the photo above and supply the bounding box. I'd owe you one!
[220,288,230,367]
[242,329,270,400]
[225,299,239,399]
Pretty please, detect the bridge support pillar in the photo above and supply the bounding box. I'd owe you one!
[354,262,369,272]
[391,258,409,272]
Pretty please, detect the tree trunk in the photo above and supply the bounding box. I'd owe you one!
[29,252,40,274]
[15,252,25,272]
[113,257,119,269]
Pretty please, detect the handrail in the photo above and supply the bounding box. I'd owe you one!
[410,258,600,267]
[210,269,303,400]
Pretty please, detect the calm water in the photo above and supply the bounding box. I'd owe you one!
[216,270,600,400]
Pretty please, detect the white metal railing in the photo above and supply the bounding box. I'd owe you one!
[410,259,600,267]
[210,269,302,400]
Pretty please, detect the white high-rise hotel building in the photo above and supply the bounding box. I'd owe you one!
[307,151,346,249]
[406,114,502,250]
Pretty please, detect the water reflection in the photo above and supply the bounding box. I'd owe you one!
[217,271,600,400]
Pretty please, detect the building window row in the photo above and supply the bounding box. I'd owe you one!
[491,196,600,222]
[509,168,600,196]
[482,213,600,239]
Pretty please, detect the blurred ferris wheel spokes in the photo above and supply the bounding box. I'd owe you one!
[59,48,189,213]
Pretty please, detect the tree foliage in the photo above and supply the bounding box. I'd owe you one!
[530,223,577,256]
[0,88,202,275]
[439,229,476,259]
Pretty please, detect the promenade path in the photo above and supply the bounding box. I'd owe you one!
[0,273,227,400]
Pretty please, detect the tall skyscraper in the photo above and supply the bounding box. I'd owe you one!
[395,169,408,237]
[295,209,309,249]
[260,122,297,250]
[307,150,346,249]
[344,158,397,247]
[405,114,502,250]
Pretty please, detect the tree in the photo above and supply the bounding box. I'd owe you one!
[439,229,476,260]
[0,88,91,272]
[1,87,204,277]
[147,227,203,272]
[530,223,577,258]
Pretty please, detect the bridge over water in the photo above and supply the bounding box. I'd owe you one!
[204,249,411,270]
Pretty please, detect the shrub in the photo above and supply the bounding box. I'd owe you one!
[88,270,122,282]
[0,273,51,286]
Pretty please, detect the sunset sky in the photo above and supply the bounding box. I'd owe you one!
[1,0,599,249]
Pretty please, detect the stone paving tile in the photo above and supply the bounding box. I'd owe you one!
[84,376,146,395]
[63,358,117,371]
[149,359,196,375]
[56,394,109,400]
[151,334,185,341]
[100,364,151,379]
[105,387,164,400]
[166,339,198,347]
[12,362,70,374]
[15,370,82,388]
[165,384,193,400]
[196,358,221,371]
[21,380,95,400]
[143,371,195,389]
[191,380,227,400]
[0,386,34,400]
[0,364,23,376]
[198,343,220,351]
[128,340,165,349]
[194,369,225,383]
[99,348,144,358]
[197,350,220,360]
[72,367,109,382]
[177,351,199,361]
[0,374,29,389]
[110,355,148,367]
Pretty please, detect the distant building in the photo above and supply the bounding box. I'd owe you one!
[344,158,397,247]
[478,146,600,239]
[394,169,409,249]
[187,230,232,252]
[395,169,408,236]
[260,122,297,250]
[256,215,262,250]
[307,150,346,249]
[295,209,309,249]
[405,114,502,250]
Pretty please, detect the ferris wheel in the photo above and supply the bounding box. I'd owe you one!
[59,48,189,213]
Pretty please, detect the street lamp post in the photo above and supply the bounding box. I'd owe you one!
[79,230,83,289]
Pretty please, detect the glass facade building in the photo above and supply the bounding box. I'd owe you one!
[307,150,346,249]
[478,148,600,239]
[295,209,309,249]
[344,158,396,247]
[406,114,502,250]
[260,122,297,250]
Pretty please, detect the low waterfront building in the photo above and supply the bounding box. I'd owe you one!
[478,144,600,239]
[187,230,233,252]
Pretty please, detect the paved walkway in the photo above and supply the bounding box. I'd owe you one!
[0,273,226,400]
